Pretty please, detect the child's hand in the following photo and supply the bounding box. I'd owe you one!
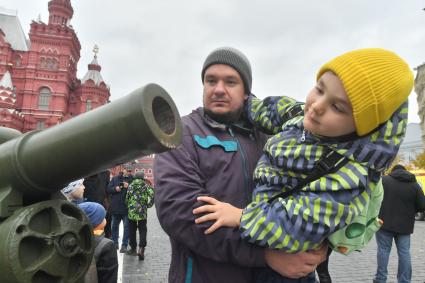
[193,196,243,234]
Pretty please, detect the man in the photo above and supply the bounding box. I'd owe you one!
[154,47,326,283]
[374,165,425,283]
[107,168,133,253]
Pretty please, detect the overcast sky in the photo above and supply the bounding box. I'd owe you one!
[2,0,425,123]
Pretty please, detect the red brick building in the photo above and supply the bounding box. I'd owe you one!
[0,0,154,180]
[0,0,110,132]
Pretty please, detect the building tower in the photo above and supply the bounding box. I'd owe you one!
[48,0,74,26]
[18,0,81,131]
[70,45,110,117]
[0,0,110,132]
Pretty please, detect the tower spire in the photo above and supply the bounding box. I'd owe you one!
[81,45,105,85]
[93,44,99,59]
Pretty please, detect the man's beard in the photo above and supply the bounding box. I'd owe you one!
[204,107,243,124]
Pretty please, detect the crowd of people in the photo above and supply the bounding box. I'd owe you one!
[59,46,425,283]
[61,167,154,282]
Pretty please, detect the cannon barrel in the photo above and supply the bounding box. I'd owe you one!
[0,127,22,144]
[0,83,181,213]
[0,83,181,283]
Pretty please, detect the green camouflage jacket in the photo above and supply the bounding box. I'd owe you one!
[126,178,154,221]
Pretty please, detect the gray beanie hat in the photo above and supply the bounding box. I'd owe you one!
[201,47,252,94]
[134,171,145,179]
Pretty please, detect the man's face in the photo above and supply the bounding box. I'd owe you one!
[203,64,247,123]
[304,71,356,137]
[122,169,129,177]
[71,184,85,200]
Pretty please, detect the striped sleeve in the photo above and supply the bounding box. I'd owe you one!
[240,165,372,253]
[247,95,301,135]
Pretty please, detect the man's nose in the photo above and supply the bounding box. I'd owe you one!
[214,80,225,94]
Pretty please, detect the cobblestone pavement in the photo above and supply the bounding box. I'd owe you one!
[121,207,170,283]
[120,207,425,282]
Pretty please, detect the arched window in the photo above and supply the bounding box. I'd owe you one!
[48,58,59,70]
[14,55,21,67]
[86,99,92,112]
[40,57,46,69]
[46,58,54,70]
[38,87,51,110]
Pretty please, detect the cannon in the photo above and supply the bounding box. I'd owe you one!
[0,83,182,283]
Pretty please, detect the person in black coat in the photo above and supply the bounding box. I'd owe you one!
[107,169,133,253]
[374,164,425,283]
[83,174,106,205]
[84,170,112,238]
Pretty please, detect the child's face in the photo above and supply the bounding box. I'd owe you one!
[304,71,356,137]
[95,218,107,230]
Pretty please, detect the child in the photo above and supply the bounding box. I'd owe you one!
[193,48,413,282]
[61,178,85,205]
[125,171,154,260]
[78,201,118,283]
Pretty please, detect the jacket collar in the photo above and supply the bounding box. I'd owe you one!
[197,107,254,136]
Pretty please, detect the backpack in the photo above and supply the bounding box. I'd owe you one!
[328,180,383,254]
[83,236,110,283]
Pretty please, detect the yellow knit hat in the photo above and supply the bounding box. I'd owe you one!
[317,48,413,136]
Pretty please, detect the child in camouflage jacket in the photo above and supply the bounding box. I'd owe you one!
[125,171,154,260]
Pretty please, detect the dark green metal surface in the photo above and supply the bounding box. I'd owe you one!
[0,126,21,144]
[0,200,93,283]
[0,83,182,282]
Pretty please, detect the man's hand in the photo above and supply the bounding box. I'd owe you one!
[193,196,242,234]
[115,185,121,192]
[265,244,328,278]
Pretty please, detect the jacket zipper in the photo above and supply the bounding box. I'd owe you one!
[229,127,250,202]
